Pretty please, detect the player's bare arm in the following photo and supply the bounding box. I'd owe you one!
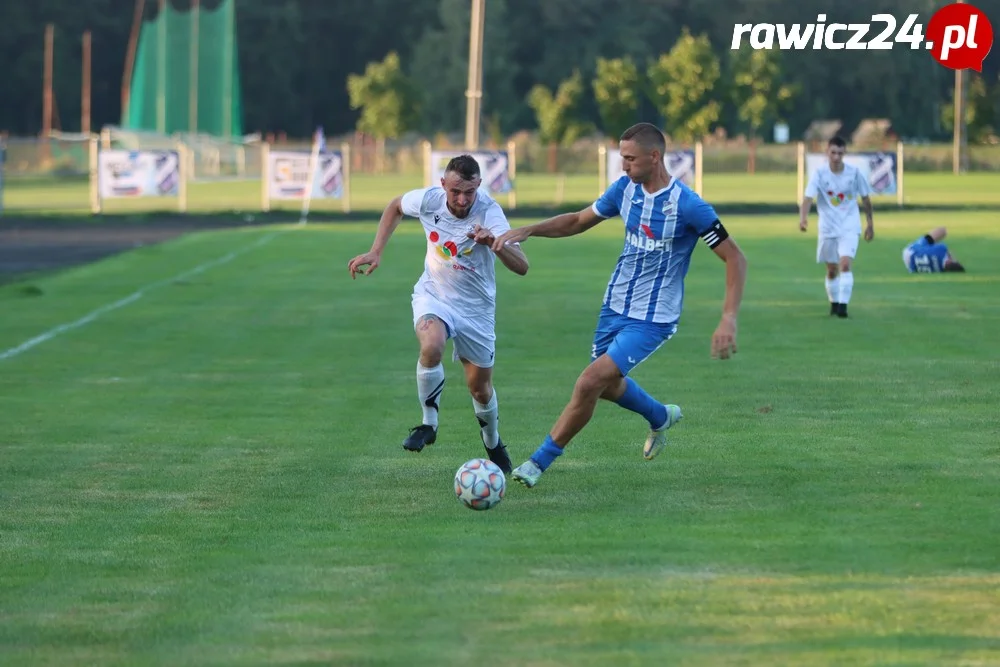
[347,195,406,279]
[710,237,747,360]
[862,196,874,241]
[468,224,530,276]
[798,197,813,232]
[490,206,605,253]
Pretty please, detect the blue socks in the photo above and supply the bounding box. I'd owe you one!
[529,435,564,471]
[615,378,667,429]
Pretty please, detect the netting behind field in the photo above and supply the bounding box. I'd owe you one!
[124,0,242,138]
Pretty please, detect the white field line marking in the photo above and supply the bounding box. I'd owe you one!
[0,231,279,362]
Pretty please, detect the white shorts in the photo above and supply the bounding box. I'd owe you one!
[817,234,860,264]
[411,293,496,368]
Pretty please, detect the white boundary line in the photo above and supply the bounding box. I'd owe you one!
[0,231,280,362]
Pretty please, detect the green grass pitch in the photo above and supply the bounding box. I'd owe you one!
[1,175,999,665]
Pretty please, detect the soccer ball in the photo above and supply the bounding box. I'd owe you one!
[454,458,506,511]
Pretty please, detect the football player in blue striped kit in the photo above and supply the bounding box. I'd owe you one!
[492,123,747,488]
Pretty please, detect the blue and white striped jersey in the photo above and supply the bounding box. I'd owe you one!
[593,176,723,325]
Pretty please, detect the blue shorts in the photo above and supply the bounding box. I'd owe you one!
[590,304,677,376]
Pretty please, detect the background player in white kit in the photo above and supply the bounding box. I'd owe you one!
[798,136,875,318]
[347,156,529,473]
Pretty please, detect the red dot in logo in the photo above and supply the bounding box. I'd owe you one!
[429,231,439,242]
[927,2,993,72]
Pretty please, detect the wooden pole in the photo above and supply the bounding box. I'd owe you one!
[43,24,54,137]
[953,0,968,174]
[82,31,92,135]
[464,0,485,149]
[41,24,54,161]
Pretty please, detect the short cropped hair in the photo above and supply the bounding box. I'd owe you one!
[828,136,847,149]
[620,123,666,155]
[445,155,481,181]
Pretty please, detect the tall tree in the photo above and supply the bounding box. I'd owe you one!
[647,28,721,143]
[941,73,997,143]
[347,51,419,170]
[528,70,592,171]
[729,47,796,172]
[592,56,641,142]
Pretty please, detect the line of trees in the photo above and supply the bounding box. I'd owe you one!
[1,0,998,143]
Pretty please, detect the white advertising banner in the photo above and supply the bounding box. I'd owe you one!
[267,150,344,200]
[98,150,180,198]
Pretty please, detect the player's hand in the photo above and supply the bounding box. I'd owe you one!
[711,316,738,360]
[491,227,531,253]
[348,251,381,279]
[467,224,495,246]
[864,224,874,242]
[799,219,808,233]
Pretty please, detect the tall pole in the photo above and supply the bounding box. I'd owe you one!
[953,0,968,174]
[189,0,199,134]
[43,24,54,138]
[82,31,92,135]
[157,0,167,133]
[464,0,485,149]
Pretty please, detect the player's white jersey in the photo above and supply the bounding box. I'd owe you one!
[805,163,872,238]
[400,187,511,316]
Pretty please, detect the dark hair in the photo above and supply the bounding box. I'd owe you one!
[620,122,666,155]
[944,260,966,272]
[828,136,847,149]
[445,155,481,181]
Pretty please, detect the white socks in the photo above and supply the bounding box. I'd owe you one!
[418,361,500,444]
[825,275,841,303]
[473,389,500,449]
[838,272,854,304]
[416,362,445,428]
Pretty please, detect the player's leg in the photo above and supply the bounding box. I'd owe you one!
[510,307,622,487]
[511,354,623,487]
[511,308,679,487]
[452,321,513,473]
[406,295,454,452]
[819,237,841,315]
[598,318,682,460]
[835,234,860,318]
[928,227,948,243]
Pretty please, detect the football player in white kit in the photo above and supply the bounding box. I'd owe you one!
[799,136,875,318]
[347,156,529,472]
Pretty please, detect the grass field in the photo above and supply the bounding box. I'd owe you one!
[1,175,999,665]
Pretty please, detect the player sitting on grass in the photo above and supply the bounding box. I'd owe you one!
[347,156,529,473]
